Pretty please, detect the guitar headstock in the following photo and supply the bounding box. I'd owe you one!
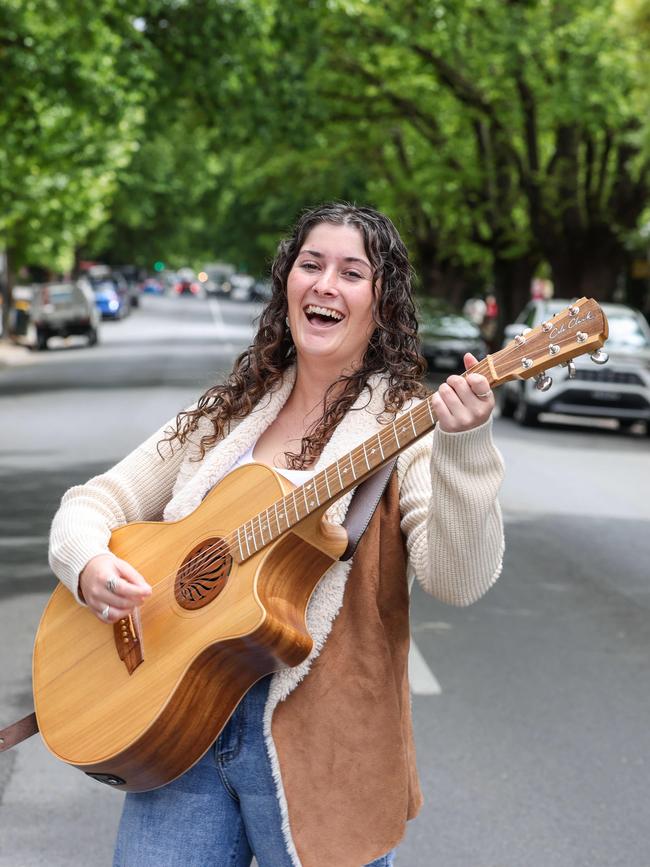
[488,297,610,387]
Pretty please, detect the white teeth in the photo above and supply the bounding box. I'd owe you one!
[305,304,344,321]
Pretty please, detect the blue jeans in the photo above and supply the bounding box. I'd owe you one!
[114,676,395,866]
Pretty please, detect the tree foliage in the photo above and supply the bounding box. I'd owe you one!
[2,0,649,334]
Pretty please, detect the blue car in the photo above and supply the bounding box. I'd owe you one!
[89,275,130,320]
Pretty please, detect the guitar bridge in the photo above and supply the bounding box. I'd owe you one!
[113,609,144,675]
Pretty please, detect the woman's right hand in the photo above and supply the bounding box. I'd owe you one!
[79,553,152,623]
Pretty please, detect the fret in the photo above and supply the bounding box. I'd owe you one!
[392,421,400,448]
[323,468,332,499]
[427,399,435,426]
[291,490,301,522]
[257,513,265,544]
[302,484,309,511]
[410,411,417,437]
[378,433,385,460]
[249,522,259,553]
[237,528,244,561]
[336,459,344,489]
[312,478,321,506]
[349,453,357,480]
[264,509,273,540]
[243,522,251,557]
[362,441,371,471]
[274,502,282,535]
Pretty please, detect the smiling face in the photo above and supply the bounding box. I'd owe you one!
[286,222,377,374]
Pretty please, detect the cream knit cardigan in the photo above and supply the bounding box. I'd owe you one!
[48,369,504,864]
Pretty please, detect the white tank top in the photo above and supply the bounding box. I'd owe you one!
[230,444,316,486]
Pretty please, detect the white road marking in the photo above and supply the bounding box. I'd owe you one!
[207,296,225,328]
[408,638,442,695]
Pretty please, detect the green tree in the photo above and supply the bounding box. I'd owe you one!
[0,0,152,335]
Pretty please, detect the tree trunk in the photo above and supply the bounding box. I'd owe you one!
[0,247,15,342]
[413,239,482,307]
[546,225,627,302]
[492,253,539,333]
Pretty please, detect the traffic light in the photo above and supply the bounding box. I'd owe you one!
[153,261,165,272]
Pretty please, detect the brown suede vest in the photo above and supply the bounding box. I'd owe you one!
[272,474,423,867]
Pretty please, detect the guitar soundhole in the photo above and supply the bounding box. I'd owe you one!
[175,538,233,611]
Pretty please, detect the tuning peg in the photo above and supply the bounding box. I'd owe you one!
[561,360,577,379]
[534,372,553,392]
[590,349,609,365]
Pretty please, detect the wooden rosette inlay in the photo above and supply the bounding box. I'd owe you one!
[174,538,233,610]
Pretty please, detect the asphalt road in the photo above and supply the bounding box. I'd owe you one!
[1,294,649,867]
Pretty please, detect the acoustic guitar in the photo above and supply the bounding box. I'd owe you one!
[31,297,608,791]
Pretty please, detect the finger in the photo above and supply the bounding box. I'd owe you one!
[463,352,480,372]
[430,391,455,431]
[446,374,476,403]
[115,558,152,595]
[94,602,134,624]
[106,575,151,602]
[466,373,493,401]
[438,380,468,417]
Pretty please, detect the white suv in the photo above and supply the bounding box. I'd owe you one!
[498,299,650,434]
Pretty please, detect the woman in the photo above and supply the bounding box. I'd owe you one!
[49,203,504,867]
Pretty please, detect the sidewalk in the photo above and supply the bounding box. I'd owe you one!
[0,340,34,370]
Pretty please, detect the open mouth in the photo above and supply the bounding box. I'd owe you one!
[303,304,345,328]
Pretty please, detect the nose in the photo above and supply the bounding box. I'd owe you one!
[312,266,338,296]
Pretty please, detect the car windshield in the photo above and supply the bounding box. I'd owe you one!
[606,315,650,349]
[46,286,74,301]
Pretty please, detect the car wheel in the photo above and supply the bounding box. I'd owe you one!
[87,327,99,347]
[497,387,517,419]
[36,328,49,351]
[514,385,540,427]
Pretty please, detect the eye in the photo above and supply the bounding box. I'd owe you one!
[300,261,319,271]
[344,270,363,280]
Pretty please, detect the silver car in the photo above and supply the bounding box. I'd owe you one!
[498,299,650,433]
[29,279,100,350]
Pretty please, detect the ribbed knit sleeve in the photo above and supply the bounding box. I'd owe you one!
[397,416,505,606]
[48,416,187,603]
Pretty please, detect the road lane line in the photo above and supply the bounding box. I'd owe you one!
[207,296,225,329]
[408,638,442,695]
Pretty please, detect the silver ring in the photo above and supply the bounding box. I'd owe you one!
[476,391,492,399]
[100,604,110,621]
[105,576,118,594]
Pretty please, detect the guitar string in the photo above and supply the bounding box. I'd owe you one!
[147,346,549,589]
[144,374,465,592]
[138,390,441,595]
[136,329,594,594]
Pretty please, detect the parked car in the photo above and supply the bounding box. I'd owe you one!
[174,268,202,296]
[140,276,164,295]
[417,297,487,372]
[250,279,273,302]
[28,280,100,350]
[114,265,143,308]
[86,268,131,319]
[497,299,650,432]
[202,263,236,297]
[229,273,256,301]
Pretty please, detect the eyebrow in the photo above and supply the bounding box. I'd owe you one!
[298,249,371,268]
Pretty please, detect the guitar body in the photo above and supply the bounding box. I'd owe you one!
[32,463,347,792]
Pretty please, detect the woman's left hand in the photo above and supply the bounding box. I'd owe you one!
[431,353,495,433]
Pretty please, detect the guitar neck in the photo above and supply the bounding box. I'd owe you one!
[232,358,494,562]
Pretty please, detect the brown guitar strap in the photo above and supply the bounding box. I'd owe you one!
[0,711,39,752]
[339,458,397,561]
[0,459,397,752]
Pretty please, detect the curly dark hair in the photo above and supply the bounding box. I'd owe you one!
[163,202,427,468]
